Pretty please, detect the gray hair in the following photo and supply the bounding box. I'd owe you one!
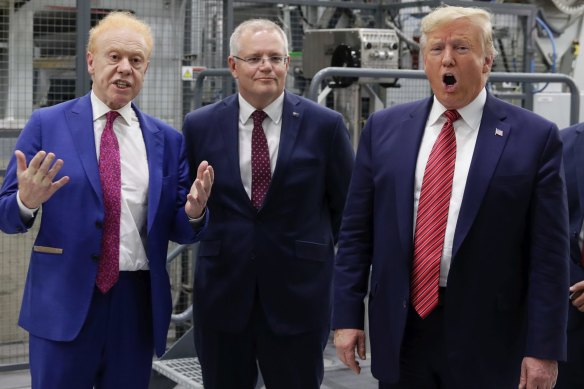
[229,19,289,56]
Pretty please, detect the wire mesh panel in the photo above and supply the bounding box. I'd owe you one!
[0,0,560,372]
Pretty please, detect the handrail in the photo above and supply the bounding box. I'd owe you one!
[193,68,232,109]
[166,244,194,322]
[307,67,580,124]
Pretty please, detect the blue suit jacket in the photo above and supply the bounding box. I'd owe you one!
[0,93,206,357]
[183,92,354,335]
[333,93,569,386]
[560,122,584,331]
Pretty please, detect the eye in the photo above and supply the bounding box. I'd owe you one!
[429,46,443,54]
[245,57,261,65]
[132,57,144,67]
[109,53,119,62]
[269,56,285,65]
[456,45,469,53]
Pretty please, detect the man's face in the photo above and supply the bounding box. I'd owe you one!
[228,29,289,109]
[87,27,149,110]
[423,19,493,110]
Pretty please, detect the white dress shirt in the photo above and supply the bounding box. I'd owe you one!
[91,92,149,271]
[238,93,284,199]
[413,88,487,286]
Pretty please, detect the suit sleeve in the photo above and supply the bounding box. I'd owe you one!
[526,123,570,361]
[0,111,42,234]
[326,114,355,243]
[333,116,375,330]
[168,131,208,244]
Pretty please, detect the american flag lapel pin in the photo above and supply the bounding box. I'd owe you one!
[495,128,504,137]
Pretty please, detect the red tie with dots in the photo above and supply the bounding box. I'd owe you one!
[411,109,460,318]
[96,110,121,294]
[251,110,270,209]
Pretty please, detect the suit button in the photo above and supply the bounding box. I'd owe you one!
[96,220,103,228]
[402,300,407,309]
[91,254,100,261]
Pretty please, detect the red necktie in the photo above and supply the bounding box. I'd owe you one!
[411,109,460,318]
[96,111,121,293]
[251,110,270,209]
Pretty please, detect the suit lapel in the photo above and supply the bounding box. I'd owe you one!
[267,92,301,206]
[452,95,510,257]
[396,99,433,256]
[219,96,255,210]
[66,94,102,202]
[135,106,163,233]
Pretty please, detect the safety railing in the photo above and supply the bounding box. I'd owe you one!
[307,67,581,125]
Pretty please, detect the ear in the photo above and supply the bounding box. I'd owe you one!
[483,55,494,74]
[228,56,238,79]
[86,51,94,75]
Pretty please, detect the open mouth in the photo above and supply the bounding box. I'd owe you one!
[443,74,456,86]
[113,80,131,88]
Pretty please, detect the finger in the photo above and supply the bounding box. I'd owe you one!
[50,176,70,191]
[15,150,27,175]
[45,159,65,181]
[27,150,47,174]
[194,179,208,204]
[207,165,214,183]
[197,160,209,179]
[202,170,213,195]
[37,152,56,176]
[343,350,361,374]
[357,334,367,360]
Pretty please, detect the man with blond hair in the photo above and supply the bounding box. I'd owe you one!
[0,11,213,388]
[333,5,568,389]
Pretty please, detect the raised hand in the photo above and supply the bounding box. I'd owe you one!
[15,150,69,209]
[185,160,214,219]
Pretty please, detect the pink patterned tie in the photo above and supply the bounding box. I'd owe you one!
[96,110,121,293]
[411,110,460,318]
[251,110,270,209]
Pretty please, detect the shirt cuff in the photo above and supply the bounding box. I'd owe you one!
[188,208,206,226]
[16,190,38,222]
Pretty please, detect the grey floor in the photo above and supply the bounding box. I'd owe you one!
[0,345,379,389]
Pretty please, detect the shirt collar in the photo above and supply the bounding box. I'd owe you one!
[238,92,285,125]
[428,88,487,130]
[90,91,133,125]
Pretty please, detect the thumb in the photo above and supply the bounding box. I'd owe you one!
[518,362,527,389]
[15,150,27,175]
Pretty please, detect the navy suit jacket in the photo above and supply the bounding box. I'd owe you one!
[560,122,584,331]
[0,93,206,357]
[183,92,354,335]
[333,93,569,386]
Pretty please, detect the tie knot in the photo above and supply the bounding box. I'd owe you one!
[444,110,460,124]
[251,110,267,127]
[106,111,120,128]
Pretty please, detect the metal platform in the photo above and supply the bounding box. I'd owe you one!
[152,358,204,388]
[151,346,374,389]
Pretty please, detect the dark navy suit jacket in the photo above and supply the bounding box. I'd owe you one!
[183,91,354,335]
[560,122,584,331]
[333,93,569,386]
[0,93,206,357]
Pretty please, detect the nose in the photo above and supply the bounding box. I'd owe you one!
[117,57,132,74]
[442,47,455,66]
[257,57,274,70]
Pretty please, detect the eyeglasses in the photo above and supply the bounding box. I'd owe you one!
[233,55,289,67]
